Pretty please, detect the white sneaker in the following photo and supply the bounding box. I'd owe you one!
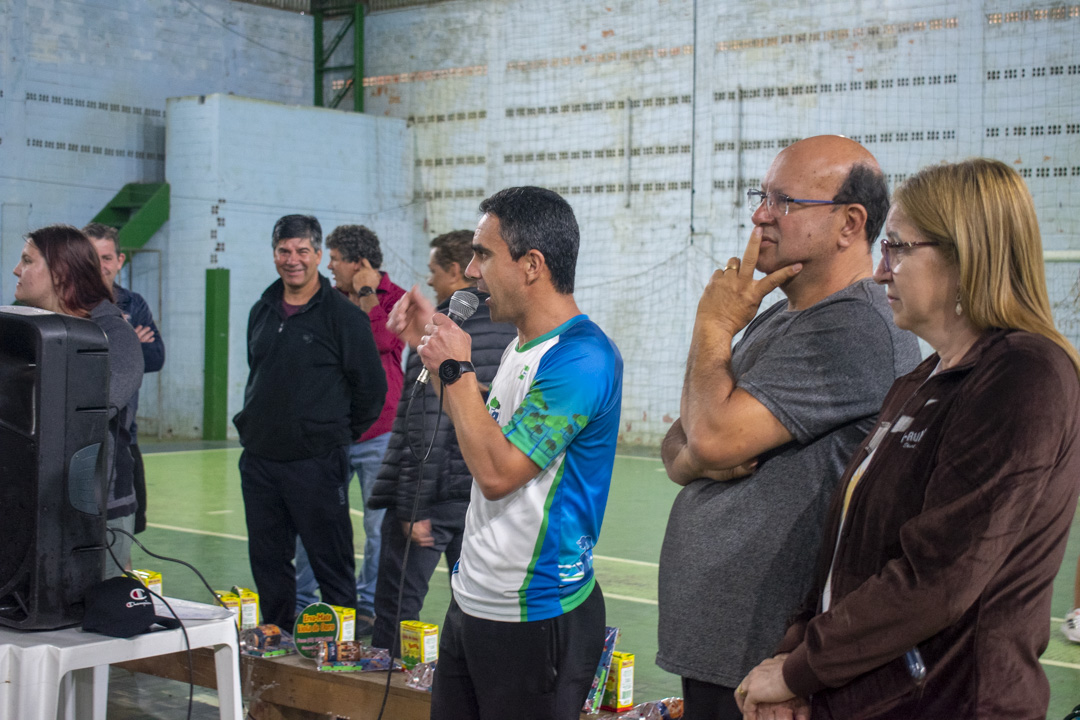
[1063,608,1080,643]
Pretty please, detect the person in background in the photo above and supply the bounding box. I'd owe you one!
[234,214,385,630]
[12,225,142,577]
[84,222,165,535]
[1064,558,1080,643]
[293,223,404,636]
[367,230,516,653]
[737,159,1080,720]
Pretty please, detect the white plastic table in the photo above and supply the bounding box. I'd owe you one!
[0,598,242,720]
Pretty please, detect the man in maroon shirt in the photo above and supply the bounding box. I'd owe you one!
[294,224,405,634]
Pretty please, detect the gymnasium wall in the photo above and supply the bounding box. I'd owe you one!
[358,0,1080,447]
[165,92,415,437]
[0,0,315,435]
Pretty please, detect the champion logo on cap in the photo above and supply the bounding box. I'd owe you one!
[126,587,152,609]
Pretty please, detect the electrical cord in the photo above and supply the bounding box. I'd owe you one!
[374,375,445,720]
[106,525,246,720]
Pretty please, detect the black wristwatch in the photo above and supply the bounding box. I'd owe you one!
[357,286,376,297]
[438,359,475,385]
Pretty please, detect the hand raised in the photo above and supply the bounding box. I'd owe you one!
[417,312,472,375]
[351,258,382,294]
[697,227,802,337]
[388,286,434,348]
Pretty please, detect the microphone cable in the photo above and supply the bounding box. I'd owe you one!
[374,366,445,720]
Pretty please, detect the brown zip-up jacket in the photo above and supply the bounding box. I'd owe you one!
[777,329,1080,719]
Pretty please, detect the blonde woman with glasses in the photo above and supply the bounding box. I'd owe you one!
[736,159,1080,720]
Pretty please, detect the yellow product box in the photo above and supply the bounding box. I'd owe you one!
[131,570,162,597]
[399,620,438,669]
[601,652,634,712]
[231,586,260,629]
[214,590,242,629]
[328,605,355,642]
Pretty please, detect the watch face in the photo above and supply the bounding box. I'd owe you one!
[439,359,459,384]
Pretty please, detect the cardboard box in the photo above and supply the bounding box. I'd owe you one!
[400,620,438,669]
[131,569,162,597]
[231,586,260,629]
[328,605,355,642]
[214,590,242,629]
[601,652,634,712]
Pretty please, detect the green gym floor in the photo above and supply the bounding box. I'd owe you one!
[128,442,1080,719]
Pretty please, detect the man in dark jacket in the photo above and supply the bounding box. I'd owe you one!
[368,230,516,652]
[85,222,165,535]
[233,214,386,630]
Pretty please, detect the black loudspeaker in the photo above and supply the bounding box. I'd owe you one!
[0,306,111,630]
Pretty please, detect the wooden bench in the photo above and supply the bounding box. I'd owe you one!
[116,649,623,719]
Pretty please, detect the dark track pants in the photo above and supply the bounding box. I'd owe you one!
[132,443,147,533]
[239,447,357,630]
[430,582,605,720]
[682,676,744,720]
[371,503,466,652]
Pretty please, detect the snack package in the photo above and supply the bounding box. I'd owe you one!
[240,624,295,658]
[131,569,162,597]
[600,651,634,712]
[327,604,355,642]
[405,660,437,692]
[231,586,260,629]
[582,626,620,713]
[214,590,242,629]
[623,696,685,720]
[400,620,439,669]
[315,640,393,672]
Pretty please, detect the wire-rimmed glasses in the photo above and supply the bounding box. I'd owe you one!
[747,188,842,216]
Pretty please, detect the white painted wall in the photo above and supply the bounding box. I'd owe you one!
[360,0,1080,447]
[165,93,417,437]
[0,0,316,435]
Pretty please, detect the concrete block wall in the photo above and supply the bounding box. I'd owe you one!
[165,93,417,438]
[0,0,314,435]
[361,0,1080,447]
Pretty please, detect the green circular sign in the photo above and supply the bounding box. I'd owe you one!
[293,602,339,659]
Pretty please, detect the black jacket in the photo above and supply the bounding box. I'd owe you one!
[233,274,386,461]
[368,293,516,518]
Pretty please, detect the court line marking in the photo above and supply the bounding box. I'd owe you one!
[145,523,657,569]
[604,592,658,606]
[595,554,659,568]
[143,447,237,457]
[147,523,248,542]
[1040,658,1080,670]
[139,527,1077,647]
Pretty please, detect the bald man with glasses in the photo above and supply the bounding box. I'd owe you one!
[656,135,921,720]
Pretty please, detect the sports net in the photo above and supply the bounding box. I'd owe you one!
[358,1,1080,446]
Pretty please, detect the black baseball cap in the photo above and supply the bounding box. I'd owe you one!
[82,576,183,638]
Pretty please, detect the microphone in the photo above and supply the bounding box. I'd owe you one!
[414,289,480,387]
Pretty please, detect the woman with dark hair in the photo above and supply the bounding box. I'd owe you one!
[12,224,143,578]
[736,159,1080,719]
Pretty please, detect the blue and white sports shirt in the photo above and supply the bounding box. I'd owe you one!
[451,315,623,622]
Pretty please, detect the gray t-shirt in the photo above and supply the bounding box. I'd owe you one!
[657,278,921,687]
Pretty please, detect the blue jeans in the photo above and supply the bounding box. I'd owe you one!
[295,432,390,615]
